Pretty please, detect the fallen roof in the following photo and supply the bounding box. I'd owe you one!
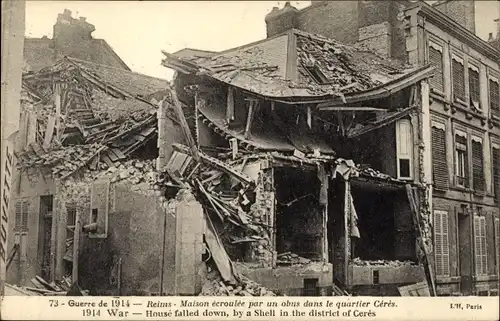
[30,57,168,99]
[162,29,433,102]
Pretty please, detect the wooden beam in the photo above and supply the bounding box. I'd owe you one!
[405,184,437,296]
[244,99,258,139]
[306,105,312,129]
[226,87,234,122]
[318,106,388,112]
[169,87,200,162]
[72,206,81,284]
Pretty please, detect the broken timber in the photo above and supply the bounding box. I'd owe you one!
[169,87,200,162]
[405,184,436,296]
[172,143,254,185]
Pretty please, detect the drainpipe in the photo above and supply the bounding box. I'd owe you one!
[159,201,168,295]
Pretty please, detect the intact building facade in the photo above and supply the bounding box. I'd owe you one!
[265,0,500,296]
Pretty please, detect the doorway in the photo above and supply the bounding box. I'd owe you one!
[38,195,53,281]
[457,211,473,295]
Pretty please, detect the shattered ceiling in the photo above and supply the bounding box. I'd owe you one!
[162,29,420,100]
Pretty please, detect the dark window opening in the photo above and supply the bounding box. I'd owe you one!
[455,135,468,187]
[129,135,159,160]
[399,159,411,178]
[67,206,76,226]
[91,209,98,223]
[303,278,319,296]
[350,182,417,262]
[305,66,330,85]
[372,270,380,285]
[275,167,323,262]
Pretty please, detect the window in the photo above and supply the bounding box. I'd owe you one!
[452,56,465,101]
[429,43,444,92]
[396,119,413,179]
[305,65,330,84]
[468,65,480,109]
[489,77,500,118]
[471,138,485,193]
[495,218,500,277]
[434,210,450,277]
[493,146,500,202]
[474,215,487,276]
[431,123,448,189]
[67,205,76,227]
[455,134,468,187]
[14,200,30,232]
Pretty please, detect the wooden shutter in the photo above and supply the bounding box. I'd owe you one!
[495,218,500,276]
[490,79,500,118]
[15,200,29,231]
[469,68,480,106]
[493,147,500,203]
[434,210,450,276]
[472,140,484,192]
[474,216,487,276]
[15,201,22,230]
[431,126,448,189]
[452,59,465,101]
[429,46,444,91]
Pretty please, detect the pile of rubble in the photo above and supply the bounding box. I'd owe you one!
[277,252,311,265]
[352,257,417,267]
[21,275,89,296]
[200,269,276,297]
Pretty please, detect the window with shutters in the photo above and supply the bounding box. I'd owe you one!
[493,146,500,203]
[396,119,413,179]
[14,200,30,232]
[468,66,480,109]
[455,134,468,187]
[471,138,485,193]
[428,43,444,92]
[474,215,487,276]
[452,56,465,101]
[489,78,500,118]
[495,218,500,277]
[434,210,450,277]
[431,124,448,190]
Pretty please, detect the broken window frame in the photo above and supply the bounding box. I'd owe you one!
[395,118,413,180]
[304,65,331,85]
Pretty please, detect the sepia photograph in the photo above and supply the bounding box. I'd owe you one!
[1,0,499,308]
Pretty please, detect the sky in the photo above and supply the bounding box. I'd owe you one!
[25,1,499,80]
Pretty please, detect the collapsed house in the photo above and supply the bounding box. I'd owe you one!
[8,28,438,296]
[162,28,437,296]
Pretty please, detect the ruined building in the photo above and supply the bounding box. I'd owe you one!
[263,0,500,296]
[163,22,437,295]
[24,9,129,72]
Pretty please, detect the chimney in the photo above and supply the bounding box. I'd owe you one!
[53,9,96,42]
[265,2,299,38]
[433,0,475,34]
